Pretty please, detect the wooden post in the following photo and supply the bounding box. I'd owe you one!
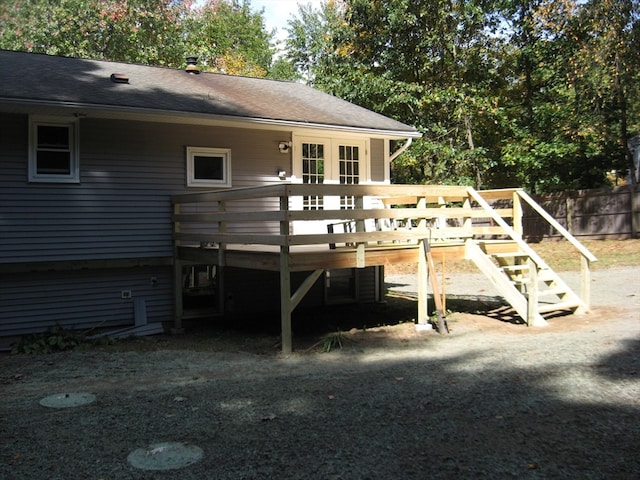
[417,195,429,324]
[632,184,639,239]
[513,191,523,238]
[579,255,591,313]
[526,258,538,327]
[441,255,446,312]
[417,236,428,324]
[462,195,472,235]
[355,194,365,267]
[279,194,293,355]
[280,245,292,355]
[566,196,573,236]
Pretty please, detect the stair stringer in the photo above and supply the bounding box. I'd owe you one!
[467,241,548,326]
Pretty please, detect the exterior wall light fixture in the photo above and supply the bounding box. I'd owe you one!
[278,141,291,153]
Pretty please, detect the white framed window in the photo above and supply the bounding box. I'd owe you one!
[186,147,232,188]
[29,116,79,183]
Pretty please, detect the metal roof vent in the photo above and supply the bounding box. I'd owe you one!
[185,56,200,74]
[110,73,129,84]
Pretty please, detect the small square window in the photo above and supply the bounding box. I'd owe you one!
[29,116,79,183]
[186,147,232,188]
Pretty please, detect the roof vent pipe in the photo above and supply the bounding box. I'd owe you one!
[185,56,200,74]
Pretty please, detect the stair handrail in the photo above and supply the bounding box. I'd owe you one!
[515,189,598,263]
[472,187,596,312]
[466,187,550,269]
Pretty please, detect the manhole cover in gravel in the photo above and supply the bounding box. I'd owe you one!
[39,393,96,408]
[127,442,203,471]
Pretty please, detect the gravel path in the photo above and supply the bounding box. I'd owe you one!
[1,267,638,479]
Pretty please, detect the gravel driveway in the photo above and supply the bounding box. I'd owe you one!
[1,267,638,479]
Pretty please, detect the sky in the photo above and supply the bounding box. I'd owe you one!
[249,0,325,44]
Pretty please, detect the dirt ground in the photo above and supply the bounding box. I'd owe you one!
[1,267,638,479]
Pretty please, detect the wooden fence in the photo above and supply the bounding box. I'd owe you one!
[523,184,640,240]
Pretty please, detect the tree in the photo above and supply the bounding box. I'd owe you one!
[497,0,640,191]
[284,0,344,85]
[183,0,274,76]
[0,0,188,66]
[0,0,276,76]
[286,0,506,188]
[283,0,639,192]
[571,0,640,184]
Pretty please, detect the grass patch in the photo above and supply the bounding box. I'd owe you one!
[532,239,640,271]
[388,239,640,274]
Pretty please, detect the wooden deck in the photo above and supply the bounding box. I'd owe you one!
[172,184,597,354]
[176,241,466,272]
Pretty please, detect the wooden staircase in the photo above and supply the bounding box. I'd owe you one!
[461,188,596,326]
[467,240,585,326]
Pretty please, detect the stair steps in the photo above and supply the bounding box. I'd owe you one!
[469,240,585,325]
[537,301,583,314]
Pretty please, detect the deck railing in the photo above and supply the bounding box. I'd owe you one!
[171,183,519,250]
[172,184,597,352]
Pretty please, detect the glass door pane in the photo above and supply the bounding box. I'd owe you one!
[339,144,360,209]
[302,142,325,210]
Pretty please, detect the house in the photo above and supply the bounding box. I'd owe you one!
[0,49,422,350]
[1,50,597,354]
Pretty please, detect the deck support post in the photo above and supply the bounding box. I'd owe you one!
[417,237,429,324]
[172,259,184,333]
[279,246,292,355]
[279,193,293,355]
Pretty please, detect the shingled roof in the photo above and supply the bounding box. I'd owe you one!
[0,50,420,137]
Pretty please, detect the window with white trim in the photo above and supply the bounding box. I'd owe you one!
[302,142,325,210]
[186,147,232,188]
[29,116,79,183]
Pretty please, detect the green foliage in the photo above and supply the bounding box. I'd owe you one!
[11,327,113,355]
[283,0,640,193]
[0,0,275,75]
[0,0,188,65]
[320,329,350,352]
[183,0,273,76]
[1,0,637,191]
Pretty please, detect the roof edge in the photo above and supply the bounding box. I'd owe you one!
[0,97,423,139]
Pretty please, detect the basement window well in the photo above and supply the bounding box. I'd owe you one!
[186,147,232,188]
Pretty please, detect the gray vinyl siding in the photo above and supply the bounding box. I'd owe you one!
[0,111,383,340]
[0,113,291,340]
[1,114,288,264]
[0,267,172,347]
[370,139,385,182]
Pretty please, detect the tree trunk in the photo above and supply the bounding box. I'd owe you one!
[615,50,637,184]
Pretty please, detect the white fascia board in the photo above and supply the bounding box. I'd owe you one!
[0,98,422,140]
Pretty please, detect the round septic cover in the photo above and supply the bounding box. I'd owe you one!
[127,442,203,471]
[39,392,96,408]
